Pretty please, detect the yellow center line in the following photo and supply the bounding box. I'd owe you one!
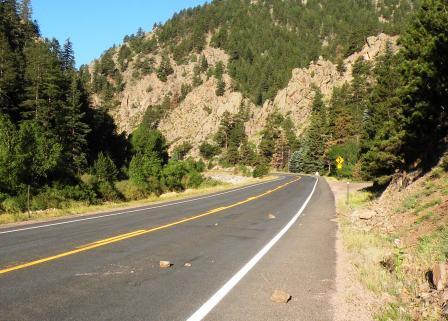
[0,177,300,276]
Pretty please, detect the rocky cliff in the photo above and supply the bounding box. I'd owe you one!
[97,33,397,156]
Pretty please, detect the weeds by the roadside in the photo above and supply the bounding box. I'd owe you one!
[336,167,448,320]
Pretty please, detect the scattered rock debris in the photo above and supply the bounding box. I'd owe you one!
[268,213,276,219]
[184,262,192,267]
[432,262,448,291]
[159,261,171,268]
[270,290,291,304]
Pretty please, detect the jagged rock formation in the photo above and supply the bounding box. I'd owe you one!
[99,33,397,156]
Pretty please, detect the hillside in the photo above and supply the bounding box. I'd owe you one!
[85,0,416,160]
[102,33,397,156]
[332,156,448,320]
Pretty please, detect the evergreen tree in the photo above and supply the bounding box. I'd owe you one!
[156,54,173,82]
[16,120,63,187]
[399,0,448,167]
[62,74,91,174]
[61,38,75,72]
[21,40,65,132]
[289,150,300,173]
[301,89,328,173]
[215,79,225,96]
[0,32,20,120]
[199,54,208,72]
[93,152,118,183]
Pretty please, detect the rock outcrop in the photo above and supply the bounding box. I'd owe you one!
[102,33,398,155]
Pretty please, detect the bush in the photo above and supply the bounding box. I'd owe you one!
[80,174,98,187]
[235,164,251,177]
[115,180,148,201]
[97,181,122,202]
[253,163,269,178]
[199,142,220,160]
[31,184,98,210]
[184,171,203,188]
[162,160,188,191]
[31,191,64,210]
[2,194,27,213]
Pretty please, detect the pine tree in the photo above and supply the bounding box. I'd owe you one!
[19,0,32,21]
[216,79,225,96]
[21,40,65,132]
[0,32,20,120]
[61,38,75,72]
[200,54,208,72]
[271,131,289,170]
[62,74,91,174]
[214,111,232,149]
[399,0,448,167]
[93,152,118,182]
[156,54,173,82]
[301,88,328,173]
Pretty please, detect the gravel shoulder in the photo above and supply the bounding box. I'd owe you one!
[326,179,376,321]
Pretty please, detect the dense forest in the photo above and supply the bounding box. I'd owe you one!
[0,0,206,214]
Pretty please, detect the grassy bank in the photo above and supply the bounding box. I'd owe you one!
[335,167,448,320]
[0,174,276,226]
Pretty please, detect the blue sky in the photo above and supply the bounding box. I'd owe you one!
[32,1,208,67]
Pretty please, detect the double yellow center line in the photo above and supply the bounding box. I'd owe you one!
[0,178,299,276]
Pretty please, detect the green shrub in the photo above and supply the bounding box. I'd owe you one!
[199,142,220,160]
[115,180,148,201]
[253,163,269,178]
[31,192,64,210]
[2,195,27,213]
[236,164,251,177]
[162,160,188,191]
[97,181,122,202]
[80,174,98,187]
[185,171,203,188]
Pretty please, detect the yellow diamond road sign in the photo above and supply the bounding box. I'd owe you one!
[336,156,344,170]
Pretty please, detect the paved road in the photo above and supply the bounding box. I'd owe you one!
[0,175,337,321]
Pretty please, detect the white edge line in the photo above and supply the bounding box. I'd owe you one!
[0,177,285,235]
[186,176,319,321]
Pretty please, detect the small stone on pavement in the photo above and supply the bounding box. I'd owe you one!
[159,261,171,268]
[270,290,291,303]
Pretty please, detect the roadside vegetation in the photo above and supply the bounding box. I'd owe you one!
[336,158,448,320]
[0,1,231,219]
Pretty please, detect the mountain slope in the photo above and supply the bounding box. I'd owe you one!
[85,0,415,153]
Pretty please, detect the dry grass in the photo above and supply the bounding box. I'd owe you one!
[336,167,448,321]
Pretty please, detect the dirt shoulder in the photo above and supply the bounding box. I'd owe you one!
[327,179,377,321]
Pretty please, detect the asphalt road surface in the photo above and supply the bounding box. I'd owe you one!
[0,175,337,321]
